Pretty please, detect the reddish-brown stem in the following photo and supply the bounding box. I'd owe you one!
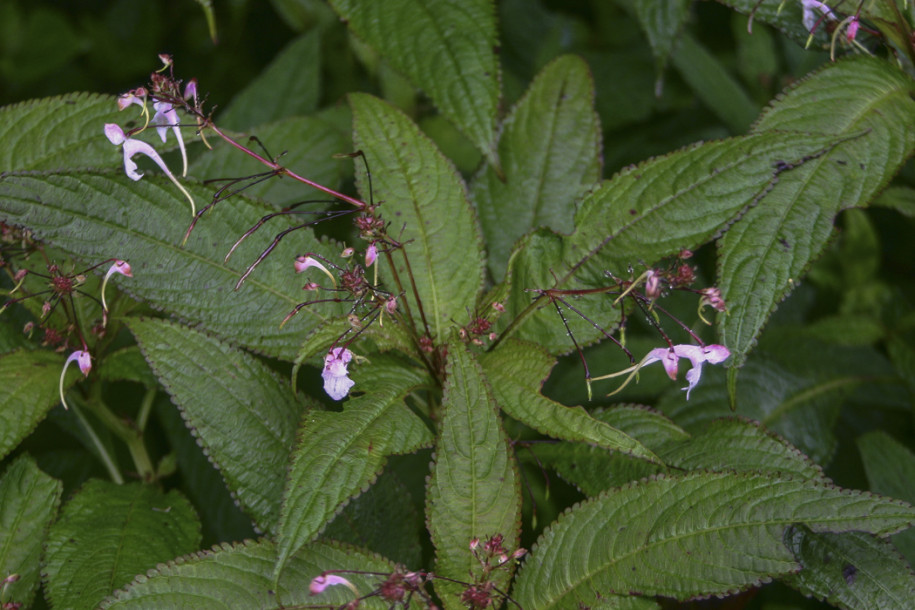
[207,124,367,210]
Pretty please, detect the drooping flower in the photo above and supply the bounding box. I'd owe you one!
[151,100,188,176]
[104,123,196,216]
[59,350,92,411]
[802,0,837,32]
[309,573,357,596]
[365,242,378,267]
[294,255,337,287]
[100,259,133,326]
[322,347,355,400]
[593,343,730,400]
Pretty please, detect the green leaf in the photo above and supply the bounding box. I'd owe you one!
[323,468,424,568]
[0,93,124,171]
[190,108,351,206]
[127,317,305,534]
[658,416,826,479]
[102,538,400,609]
[97,346,158,387]
[481,339,661,464]
[274,356,432,580]
[471,54,601,279]
[874,185,915,218]
[0,455,62,609]
[782,527,915,609]
[858,430,915,565]
[350,93,485,340]
[720,57,915,365]
[329,0,500,166]
[218,31,322,130]
[670,33,759,133]
[627,0,690,78]
[0,171,341,360]
[428,345,520,605]
[44,479,201,610]
[0,349,63,461]
[529,406,680,496]
[513,471,915,608]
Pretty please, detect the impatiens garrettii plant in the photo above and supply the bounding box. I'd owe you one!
[2,1,915,608]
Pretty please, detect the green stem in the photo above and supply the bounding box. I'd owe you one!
[137,387,156,432]
[71,403,124,485]
[84,398,155,481]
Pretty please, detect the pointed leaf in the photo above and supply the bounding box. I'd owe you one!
[0,93,125,171]
[44,480,201,610]
[190,108,351,206]
[481,339,661,464]
[127,317,305,534]
[0,171,341,359]
[658,416,826,480]
[720,57,915,364]
[428,345,521,605]
[858,430,915,565]
[350,93,485,340]
[102,539,399,609]
[274,356,432,579]
[628,0,690,77]
[782,527,915,609]
[218,31,321,129]
[529,406,681,496]
[471,54,600,279]
[0,349,62,461]
[0,455,62,609]
[329,0,500,166]
[513,471,915,608]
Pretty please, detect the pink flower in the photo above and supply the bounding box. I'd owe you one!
[322,347,355,400]
[100,259,133,326]
[802,0,837,32]
[152,100,188,176]
[592,343,730,400]
[309,573,355,596]
[365,243,378,267]
[104,123,196,216]
[294,255,337,287]
[642,344,731,399]
[59,350,92,410]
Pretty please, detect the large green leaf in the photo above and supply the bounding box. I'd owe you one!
[0,349,63,461]
[350,93,485,340]
[101,538,401,609]
[427,345,521,606]
[471,54,601,279]
[0,93,123,171]
[274,356,432,580]
[329,0,500,166]
[44,479,201,610]
[218,30,321,130]
[782,526,915,609]
[0,171,342,359]
[481,339,661,464]
[513,471,915,608]
[0,455,62,609]
[127,317,305,534]
[719,57,915,365]
[190,108,351,206]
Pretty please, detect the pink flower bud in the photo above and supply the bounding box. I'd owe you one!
[365,242,378,267]
[309,573,354,596]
